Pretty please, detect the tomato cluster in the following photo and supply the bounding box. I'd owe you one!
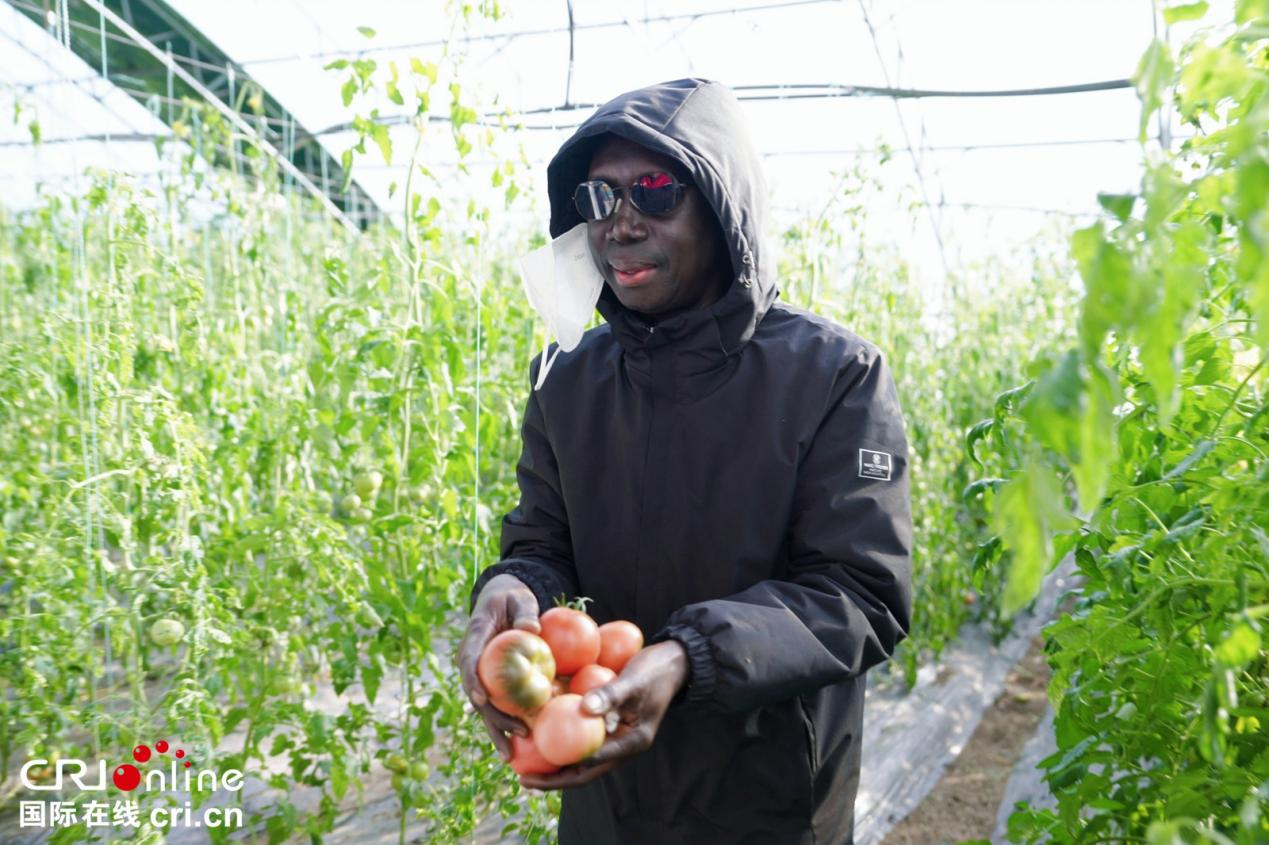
[477,607,644,775]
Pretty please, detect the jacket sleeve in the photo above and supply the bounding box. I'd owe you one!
[655,345,913,713]
[469,357,580,613]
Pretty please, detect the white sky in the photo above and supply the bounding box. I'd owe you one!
[1,0,1224,286]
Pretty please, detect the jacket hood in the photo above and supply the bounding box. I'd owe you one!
[546,78,778,359]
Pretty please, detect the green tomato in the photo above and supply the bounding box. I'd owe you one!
[384,752,408,774]
[391,772,406,792]
[351,507,373,522]
[340,493,362,512]
[148,618,185,647]
[408,761,429,781]
[353,470,383,498]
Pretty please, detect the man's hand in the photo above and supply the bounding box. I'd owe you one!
[518,639,689,790]
[458,574,541,761]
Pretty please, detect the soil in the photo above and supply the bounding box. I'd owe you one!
[880,635,1051,845]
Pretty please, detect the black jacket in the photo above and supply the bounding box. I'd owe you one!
[472,78,913,845]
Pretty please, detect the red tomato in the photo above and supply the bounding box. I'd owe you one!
[568,664,616,695]
[596,621,643,673]
[508,734,560,776]
[538,607,601,676]
[532,694,607,767]
[477,630,556,719]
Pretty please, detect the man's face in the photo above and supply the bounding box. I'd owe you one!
[585,136,732,318]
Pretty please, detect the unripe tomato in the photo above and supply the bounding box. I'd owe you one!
[351,507,373,522]
[477,630,556,719]
[539,607,601,676]
[568,664,616,695]
[532,694,606,767]
[353,470,383,498]
[508,733,560,776]
[149,618,185,647]
[408,761,429,781]
[384,753,408,774]
[596,621,643,673]
[340,493,362,512]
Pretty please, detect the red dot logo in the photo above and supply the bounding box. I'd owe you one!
[155,740,169,753]
[175,749,185,759]
[184,761,192,768]
[113,764,141,791]
[133,744,151,763]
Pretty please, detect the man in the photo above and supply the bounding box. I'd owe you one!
[459,78,912,845]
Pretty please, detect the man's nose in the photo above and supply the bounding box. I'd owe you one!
[609,195,647,242]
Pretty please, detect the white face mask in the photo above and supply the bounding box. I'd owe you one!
[517,222,606,390]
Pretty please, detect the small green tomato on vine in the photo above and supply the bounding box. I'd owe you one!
[148,618,185,647]
[353,470,383,498]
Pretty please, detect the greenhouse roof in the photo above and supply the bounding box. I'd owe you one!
[1,0,1214,264]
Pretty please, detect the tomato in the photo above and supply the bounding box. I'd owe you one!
[568,664,616,695]
[148,618,185,647]
[508,733,560,776]
[596,621,643,673]
[383,753,407,774]
[477,630,556,718]
[408,761,429,780]
[532,694,606,767]
[353,470,383,498]
[340,493,362,512]
[538,607,601,676]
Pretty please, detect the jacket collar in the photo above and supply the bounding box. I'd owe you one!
[597,272,778,399]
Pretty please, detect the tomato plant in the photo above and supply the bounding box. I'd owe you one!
[972,7,1269,841]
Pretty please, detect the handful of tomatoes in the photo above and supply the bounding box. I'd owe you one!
[477,605,644,775]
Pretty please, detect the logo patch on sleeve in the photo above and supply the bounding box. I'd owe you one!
[858,449,893,480]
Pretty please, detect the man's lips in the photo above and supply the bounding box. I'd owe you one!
[609,260,657,287]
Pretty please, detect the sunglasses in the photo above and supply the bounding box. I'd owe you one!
[574,171,689,221]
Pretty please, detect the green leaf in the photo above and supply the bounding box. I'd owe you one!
[362,652,384,704]
[339,148,354,193]
[966,418,993,467]
[323,59,349,70]
[410,58,439,85]
[1162,1,1209,23]
[993,462,1075,615]
[1073,223,1140,359]
[1214,623,1261,668]
[1073,360,1115,511]
[341,76,357,107]
[386,61,404,106]
[1236,0,1269,23]
[357,25,377,38]
[962,477,1004,503]
[1097,192,1136,222]
[1132,40,1175,142]
[330,755,349,799]
[1163,439,1215,479]
[369,122,392,164]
